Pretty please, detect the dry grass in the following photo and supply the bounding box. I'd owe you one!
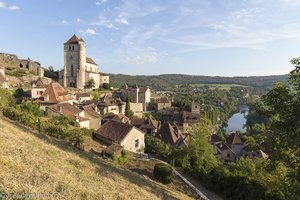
[0,117,193,200]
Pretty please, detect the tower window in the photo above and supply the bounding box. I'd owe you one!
[71,64,74,76]
[69,46,71,51]
[72,46,74,51]
[70,55,72,59]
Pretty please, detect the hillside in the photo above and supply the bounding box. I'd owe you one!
[109,74,288,90]
[0,117,192,200]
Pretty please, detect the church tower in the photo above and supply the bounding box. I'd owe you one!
[63,34,86,89]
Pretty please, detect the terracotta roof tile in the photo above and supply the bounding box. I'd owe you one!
[64,34,83,45]
[37,82,74,104]
[86,57,98,65]
[95,120,134,143]
[157,122,179,145]
[47,103,83,120]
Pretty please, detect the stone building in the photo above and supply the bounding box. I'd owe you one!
[0,53,44,77]
[120,84,151,112]
[58,35,109,89]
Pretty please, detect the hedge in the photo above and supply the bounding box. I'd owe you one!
[153,163,173,184]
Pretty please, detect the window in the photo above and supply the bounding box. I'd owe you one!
[227,153,230,158]
[135,139,139,148]
[71,64,74,76]
[70,55,73,60]
[72,46,74,51]
[69,46,71,51]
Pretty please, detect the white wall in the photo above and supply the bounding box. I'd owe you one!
[121,127,145,153]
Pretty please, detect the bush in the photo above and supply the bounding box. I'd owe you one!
[153,163,173,184]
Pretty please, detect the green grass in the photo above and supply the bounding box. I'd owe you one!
[190,83,248,90]
[0,117,192,200]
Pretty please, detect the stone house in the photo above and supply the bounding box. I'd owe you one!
[226,133,245,156]
[155,97,172,111]
[58,34,109,89]
[94,120,145,153]
[46,103,90,128]
[0,67,9,89]
[35,82,76,110]
[120,84,151,112]
[101,112,129,125]
[81,104,101,130]
[97,96,125,115]
[75,92,91,102]
[156,122,187,147]
[130,115,159,135]
[31,78,48,99]
[214,141,237,163]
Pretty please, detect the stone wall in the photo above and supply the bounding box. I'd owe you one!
[0,53,44,77]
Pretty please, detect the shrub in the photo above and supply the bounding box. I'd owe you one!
[153,163,173,184]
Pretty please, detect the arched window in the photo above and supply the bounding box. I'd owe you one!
[71,64,74,76]
[72,46,74,51]
[69,46,71,51]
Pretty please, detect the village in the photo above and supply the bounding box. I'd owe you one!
[0,34,279,200]
[0,35,268,164]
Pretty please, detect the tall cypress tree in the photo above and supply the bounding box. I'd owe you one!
[125,96,133,119]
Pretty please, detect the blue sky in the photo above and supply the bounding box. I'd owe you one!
[1,0,300,76]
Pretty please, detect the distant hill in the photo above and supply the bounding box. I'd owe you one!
[109,74,289,90]
[0,117,191,200]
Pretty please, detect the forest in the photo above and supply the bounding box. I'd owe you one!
[109,73,288,90]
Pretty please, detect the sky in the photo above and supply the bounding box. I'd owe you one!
[1,0,300,76]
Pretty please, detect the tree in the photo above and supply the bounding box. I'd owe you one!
[101,83,111,90]
[184,120,219,175]
[85,78,95,88]
[125,96,134,119]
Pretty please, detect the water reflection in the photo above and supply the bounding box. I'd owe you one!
[225,105,249,134]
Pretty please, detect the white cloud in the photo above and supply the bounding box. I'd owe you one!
[61,20,67,24]
[77,18,81,22]
[0,1,19,10]
[8,5,19,10]
[90,16,118,29]
[80,28,97,36]
[115,17,129,25]
[126,54,158,64]
[0,1,6,8]
[96,0,107,6]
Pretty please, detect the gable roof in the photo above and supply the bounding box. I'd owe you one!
[215,141,235,154]
[75,92,90,99]
[82,104,100,118]
[157,122,180,145]
[36,82,74,103]
[139,87,149,93]
[64,34,84,45]
[226,133,244,145]
[86,57,98,65]
[130,115,159,130]
[47,103,88,122]
[95,120,134,143]
[210,134,222,144]
[32,78,47,88]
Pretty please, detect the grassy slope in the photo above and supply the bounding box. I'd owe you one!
[0,117,192,200]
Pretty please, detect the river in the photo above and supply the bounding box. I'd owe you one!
[225,105,249,134]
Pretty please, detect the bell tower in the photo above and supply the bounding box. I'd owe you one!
[63,34,86,88]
